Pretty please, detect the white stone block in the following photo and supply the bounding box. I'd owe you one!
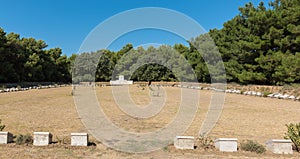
[266,139,293,154]
[33,132,52,146]
[288,95,295,100]
[174,136,195,149]
[71,133,88,146]
[215,138,238,152]
[0,132,13,144]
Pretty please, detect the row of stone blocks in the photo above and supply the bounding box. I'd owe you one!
[174,136,293,154]
[0,132,88,146]
[0,132,293,153]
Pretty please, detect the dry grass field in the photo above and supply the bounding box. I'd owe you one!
[0,85,299,158]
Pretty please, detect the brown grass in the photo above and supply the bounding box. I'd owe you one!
[0,86,299,158]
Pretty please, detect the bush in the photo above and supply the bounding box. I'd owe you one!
[262,91,272,97]
[0,119,5,131]
[0,85,5,91]
[285,123,300,152]
[240,140,266,154]
[197,135,214,149]
[56,135,67,145]
[15,134,33,145]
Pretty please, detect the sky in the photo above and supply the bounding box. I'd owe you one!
[0,0,270,56]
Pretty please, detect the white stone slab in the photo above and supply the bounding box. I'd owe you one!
[215,138,238,152]
[71,133,88,146]
[0,132,13,144]
[110,80,133,85]
[174,136,195,149]
[33,132,52,146]
[266,139,293,154]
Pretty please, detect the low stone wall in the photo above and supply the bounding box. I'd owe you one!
[0,84,69,93]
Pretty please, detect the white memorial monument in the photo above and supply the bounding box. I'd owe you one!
[110,75,133,85]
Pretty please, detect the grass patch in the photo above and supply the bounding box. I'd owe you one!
[240,140,266,154]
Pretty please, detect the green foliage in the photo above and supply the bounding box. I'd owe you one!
[0,85,5,91]
[262,91,272,97]
[0,28,72,83]
[93,0,300,84]
[0,119,5,131]
[1,0,300,84]
[240,140,266,154]
[72,51,101,83]
[14,134,33,145]
[210,0,300,85]
[285,123,300,152]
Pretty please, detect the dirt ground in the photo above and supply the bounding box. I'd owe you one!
[0,85,299,158]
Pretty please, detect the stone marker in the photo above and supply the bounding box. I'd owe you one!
[0,132,13,144]
[33,132,52,146]
[215,138,238,152]
[71,133,88,146]
[266,139,293,154]
[288,95,295,100]
[110,75,133,85]
[256,92,262,96]
[174,136,195,149]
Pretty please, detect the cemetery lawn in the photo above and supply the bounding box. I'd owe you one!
[0,86,299,158]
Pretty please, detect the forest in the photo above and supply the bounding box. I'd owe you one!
[0,0,299,85]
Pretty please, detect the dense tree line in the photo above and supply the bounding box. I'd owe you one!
[210,0,300,85]
[75,0,300,85]
[0,28,73,83]
[1,0,299,85]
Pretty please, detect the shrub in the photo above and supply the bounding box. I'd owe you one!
[197,135,214,149]
[0,85,5,91]
[241,90,245,94]
[162,145,170,152]
[240,140,266,154]
[15,134,33,145]
[0,119,5,131]
[56,136,67,145]
[262,91,272,97]
[285,123,300,152]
